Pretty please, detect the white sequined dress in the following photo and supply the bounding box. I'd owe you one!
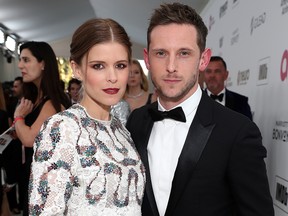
[29,104,145,216]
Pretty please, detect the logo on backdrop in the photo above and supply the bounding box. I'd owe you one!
[281,0,288,15]
[237,69,249,85]
[219,1,228,18]
[275,176,288,213]
[280,50,288,81]
[257,57,270,86]
[219,36,224,48]
[209,15,215,31]
[273,121,288,213]
[250,12,266,35]
[231,28,239,46]
[232,0,239,8]
[273,121,288,142]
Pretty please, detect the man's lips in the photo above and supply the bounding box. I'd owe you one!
[103,88,119,95]
[163,78,181,83]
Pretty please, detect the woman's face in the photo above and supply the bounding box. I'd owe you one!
[128,62,142,88]
[73,42,130,108]
[18,48,44,85]
[69,83,81,101]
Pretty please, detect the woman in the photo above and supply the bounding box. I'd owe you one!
[29,18,146,215]
[13,41,72,216]
[124,59,156,111]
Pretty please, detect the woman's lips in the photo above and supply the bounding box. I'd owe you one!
[103,88,119,95]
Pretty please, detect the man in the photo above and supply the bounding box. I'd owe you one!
[4,76,23,214]
[67,78,82,104]
[204,56,253,120]
[7,76,23,121]
[126,3,274,216]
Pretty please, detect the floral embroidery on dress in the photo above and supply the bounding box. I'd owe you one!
[29,104,145,216]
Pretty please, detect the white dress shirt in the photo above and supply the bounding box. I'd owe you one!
[147,85,202,216]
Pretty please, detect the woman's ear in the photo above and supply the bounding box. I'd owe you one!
[70,61,82,80]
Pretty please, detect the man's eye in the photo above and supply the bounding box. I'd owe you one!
[180,51,190,56]
[156,51,165,57]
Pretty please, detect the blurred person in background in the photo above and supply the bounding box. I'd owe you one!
[14,41,71,216]
[3,76,23,214]
[67,77,82,104]
[204,56,252,120]
[124,59,155,111]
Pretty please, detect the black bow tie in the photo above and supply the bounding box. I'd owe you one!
[148,106,186,122]
[210,93,224,102]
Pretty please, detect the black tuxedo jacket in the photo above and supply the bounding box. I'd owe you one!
[205,88,253,120]
[225,88,253,120]
[126,92,274,216]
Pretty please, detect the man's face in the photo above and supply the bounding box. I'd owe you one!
[204,60,228,95]
[12,80,23,99]
[144,23,210,108]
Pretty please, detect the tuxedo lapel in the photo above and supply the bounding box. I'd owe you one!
[165,93,215,215]
[134,103,160,216]
[225,88,235,109]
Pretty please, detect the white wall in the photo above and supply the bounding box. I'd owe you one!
[201,0,288,215]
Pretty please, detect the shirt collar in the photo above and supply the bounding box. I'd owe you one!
[206,88,225,97]
[157,84,202,121]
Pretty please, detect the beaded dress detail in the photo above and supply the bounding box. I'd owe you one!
[29,104,145,216]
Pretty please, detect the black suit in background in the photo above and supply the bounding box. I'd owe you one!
[126,92,274,216]
[225,88,253,120]
[0,109,10,213]
[205,88,253,121]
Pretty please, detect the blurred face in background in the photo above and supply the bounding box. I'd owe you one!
[18,48,44,86]
[204,60,228,95]
[128,62,142,88]
[69,83,81,102]
[12,80,23,99]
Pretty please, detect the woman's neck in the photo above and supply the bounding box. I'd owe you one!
[80,97,110,121]
[127,86,143,96]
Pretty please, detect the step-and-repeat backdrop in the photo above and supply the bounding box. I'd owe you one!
[201,0,288,215]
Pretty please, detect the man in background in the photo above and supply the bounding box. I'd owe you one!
[67,78,82,104]
[4,76,23,214]
[204,56,253,120]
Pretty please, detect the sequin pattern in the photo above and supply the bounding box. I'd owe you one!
[29,104,145,216]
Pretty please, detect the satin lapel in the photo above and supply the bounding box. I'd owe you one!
[225,89,235,109]
[165,93,215,215]
[137,103,159,216]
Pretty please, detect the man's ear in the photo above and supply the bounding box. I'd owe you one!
[199,48,212,71]
[70,61,82,80]
[143,48,150,70]
[225,70,229,81]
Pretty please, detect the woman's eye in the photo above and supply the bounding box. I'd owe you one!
[93,64,104,70]
[116,63,127,69]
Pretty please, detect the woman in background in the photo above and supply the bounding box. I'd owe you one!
[29,18,145,215]
[14,41,71,216]
[124,59,155,111]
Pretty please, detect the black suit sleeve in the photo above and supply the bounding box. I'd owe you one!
[229,120,274,215]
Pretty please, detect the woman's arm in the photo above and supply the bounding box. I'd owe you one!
[14,98,58,147]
